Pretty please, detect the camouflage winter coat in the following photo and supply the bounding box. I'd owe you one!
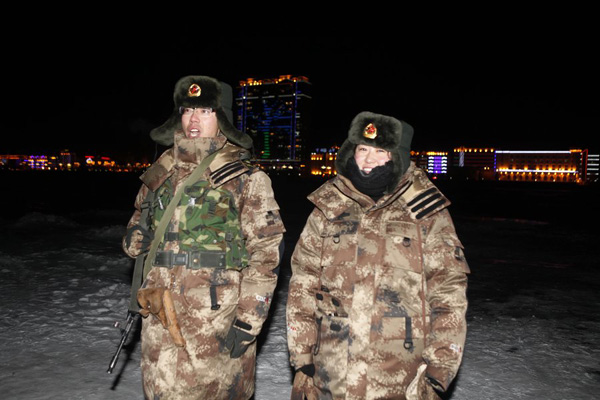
[286,163,469,400]
[123,133,285,399]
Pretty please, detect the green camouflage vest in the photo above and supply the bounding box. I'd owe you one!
[152,178,249,271]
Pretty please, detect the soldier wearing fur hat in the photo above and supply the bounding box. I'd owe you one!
[122,75,285,399]
[286,111,469,399]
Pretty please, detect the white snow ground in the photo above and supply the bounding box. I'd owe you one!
[0,176,599,400]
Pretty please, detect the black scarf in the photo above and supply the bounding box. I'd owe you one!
[345,157,395,201]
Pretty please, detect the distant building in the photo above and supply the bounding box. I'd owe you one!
[0,151,148,173]
[59,149,76,169]
[26,155,49,169]
[586,151,599,183]
[251,159,305,177]
[411,151,449,177]
[309,147,339,177]
[236,75,312,162]
[451,147,496,180]
[495,149,586,183]
[0,154,27,170]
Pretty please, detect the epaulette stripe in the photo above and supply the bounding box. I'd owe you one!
[210,161,242,180]
[212,164,246,185]
[211,161,244,182]
[415,199,448,219]
[410,193,442,212]
[406,187,438,207]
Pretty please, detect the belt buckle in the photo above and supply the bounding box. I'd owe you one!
[173,253,188,266]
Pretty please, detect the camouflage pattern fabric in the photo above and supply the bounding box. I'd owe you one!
[151,178,249,270]
[123,132,285,399]
[286,163,469,400]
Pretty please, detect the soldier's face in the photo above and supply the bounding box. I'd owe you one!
[354,144,391,174]
[181,108,219,139]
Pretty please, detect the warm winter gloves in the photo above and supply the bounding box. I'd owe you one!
[125,224,154,255]
[225,318,256,358]
[291,364,318,400]
[137,287,186,348]
[406,364,442,400]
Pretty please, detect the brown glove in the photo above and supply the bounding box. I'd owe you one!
[291,367,318,400]
[137,287,186,348]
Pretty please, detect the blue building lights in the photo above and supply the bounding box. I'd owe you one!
[236,76,312,161]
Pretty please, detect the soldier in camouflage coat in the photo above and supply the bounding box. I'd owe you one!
[286,112,469,400]
[123,76,285,399]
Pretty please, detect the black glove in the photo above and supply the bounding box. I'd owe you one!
[291,364,317,400]
[225,319,255,358]
[126,225,154,253]
[297,364,315,378]
[426,374,445,393]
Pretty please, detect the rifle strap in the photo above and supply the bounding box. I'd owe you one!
[128,150,219,313]
[128,255,146,313]
[128,190,155,313]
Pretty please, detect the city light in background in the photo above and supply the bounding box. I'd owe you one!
[2,75,597,184]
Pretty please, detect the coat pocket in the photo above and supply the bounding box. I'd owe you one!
[320,220,358,266]
[180,269,241,333]
[384,221,422,273]
[312,313,349,399]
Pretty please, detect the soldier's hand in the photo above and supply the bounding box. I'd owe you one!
[137,287,167,325]
[406,363,440,400]
[136,226,154,252]
[125,225,154,254]
[225,319,255,358]
[291,364,318,400]
[137,287,186,348]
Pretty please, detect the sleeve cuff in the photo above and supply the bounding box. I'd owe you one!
[425,366,450,392]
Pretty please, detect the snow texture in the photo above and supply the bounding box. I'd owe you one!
[0,173,598,399]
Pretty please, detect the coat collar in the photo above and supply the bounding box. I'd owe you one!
[308,163,447,221]
[139,132,249,192]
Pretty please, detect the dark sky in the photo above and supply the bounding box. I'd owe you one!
[4,30,599,161]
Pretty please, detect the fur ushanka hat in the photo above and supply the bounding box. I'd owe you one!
[335,111,414,192]
[149,75,253,149]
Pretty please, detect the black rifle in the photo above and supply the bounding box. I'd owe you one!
[107,311,138,373]
[108,190,156,374]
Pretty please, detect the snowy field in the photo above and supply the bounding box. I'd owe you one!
[0,171,598,399]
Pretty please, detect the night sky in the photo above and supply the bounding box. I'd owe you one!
[4,30,598,162]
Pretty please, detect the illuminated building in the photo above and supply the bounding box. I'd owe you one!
[0,154,27,170]
[451,147,496,180]
[411,151,448,177]
[309,147,339,177]
[1,152,149,172]
[495,149,586,183]
[59,149,76,170]
[236,75,312,162]
[26,155,48,169]
[586,152,599,183]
